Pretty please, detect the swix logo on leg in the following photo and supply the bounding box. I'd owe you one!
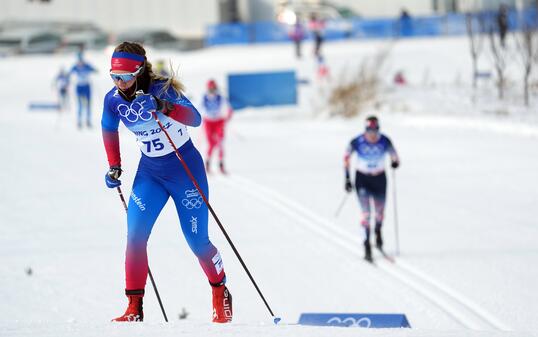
[190,216,198,234]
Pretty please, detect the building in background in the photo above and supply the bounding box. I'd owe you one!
[1,0,536,40]
[275,0,537,18]
[0,0,250,38]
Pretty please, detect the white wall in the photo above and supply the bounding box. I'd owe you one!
[0,0,219,37]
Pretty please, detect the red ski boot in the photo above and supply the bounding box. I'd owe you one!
[112,293,144,322]
[212,284,232,323]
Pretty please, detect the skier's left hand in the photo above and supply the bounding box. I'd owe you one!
[105,166,122,188]
[345,177,353,193]
[133,93,158,113]
[391,160,400,169]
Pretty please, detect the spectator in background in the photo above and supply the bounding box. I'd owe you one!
[201,79,233,174]
[54,67,70,111]
[398,8,413,37]
[70,51,97,128]
[393,71,407,86]
[497,4,508,48]
[309,13,325,57]
[289,19,305,59]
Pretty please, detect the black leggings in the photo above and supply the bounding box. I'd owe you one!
[354,171,387,230]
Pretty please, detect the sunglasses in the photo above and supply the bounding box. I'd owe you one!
[110,67,143,82]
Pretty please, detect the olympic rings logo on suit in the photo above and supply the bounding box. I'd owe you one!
[182,197,203,209]
[359,144,384,156]
[117,100,153,123]
[326,316,372,328]
[181,189,203,209]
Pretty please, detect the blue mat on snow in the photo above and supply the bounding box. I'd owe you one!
[28,102,61,110]
[298,313,411,328]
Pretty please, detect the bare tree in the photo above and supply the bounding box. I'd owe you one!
[488,25,509,99]
[466,12,486,88]
[515,20,538,106]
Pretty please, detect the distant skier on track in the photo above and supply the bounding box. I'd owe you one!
[344,116,400,262]
[101,42,232,323]
[70,51,96,128]
[201,79,233,174]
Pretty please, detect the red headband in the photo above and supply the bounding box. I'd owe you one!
[111,52,145,72]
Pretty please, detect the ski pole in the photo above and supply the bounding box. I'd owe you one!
[145,103,280,324]
[391,169,400,256]
[334,193,349,218]
[115,186,169,323]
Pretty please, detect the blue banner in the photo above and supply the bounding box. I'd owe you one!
[206,23,251,45]
[206,7,537,46]
[228,71,296,110]
[298,313,411,328]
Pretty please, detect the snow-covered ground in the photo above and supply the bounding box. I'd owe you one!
[1,37,537,337]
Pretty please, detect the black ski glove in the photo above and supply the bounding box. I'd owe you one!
[345,177,353,193]
[135,90,172,116]
[156,98,174,116]
[105,166,122,188]
[391,161,400,169]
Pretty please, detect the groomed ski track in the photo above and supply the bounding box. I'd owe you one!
[212,174,512,331]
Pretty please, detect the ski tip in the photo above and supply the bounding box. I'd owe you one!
[273,317,282,325]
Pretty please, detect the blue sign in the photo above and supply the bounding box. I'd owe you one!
[228,71,296,110]
[298,313,411,328]
[206,7,537,45]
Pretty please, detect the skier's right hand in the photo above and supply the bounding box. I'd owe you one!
[133,92,158,113]
[345,178,353,193]
[105,166,122,188]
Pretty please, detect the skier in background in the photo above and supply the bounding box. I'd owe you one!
[201,79,233,174]
[288,19,305,59]
[54,67,70,111]
[316,55,330,81]
[70,51,97,128]
[154,59,170,77]
[393,71,407,86]
[101,42,232,323]
[344,116,400,262]
[309,12,325,57]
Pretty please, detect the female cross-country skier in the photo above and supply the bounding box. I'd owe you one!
[101,42,232,323]
[344,116,400,262]
[201,79,233,174]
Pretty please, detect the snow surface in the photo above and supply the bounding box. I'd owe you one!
[1,37,538,337]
